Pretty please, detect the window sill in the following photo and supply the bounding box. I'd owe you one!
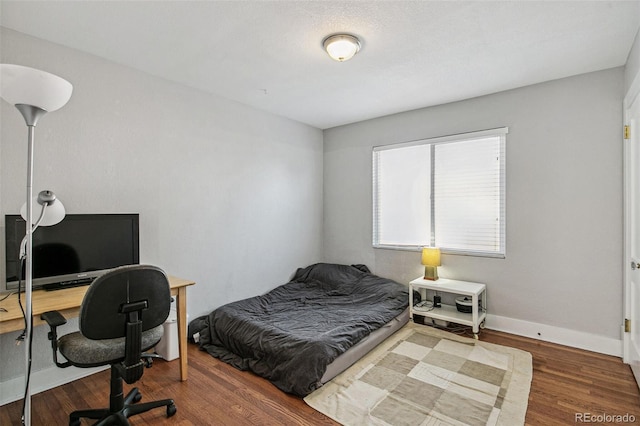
[372,244,505,259]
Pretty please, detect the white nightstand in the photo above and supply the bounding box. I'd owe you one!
[409,277,487,339]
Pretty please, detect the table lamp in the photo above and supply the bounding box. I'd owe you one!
[18,190,66,259]
[422,247,441,281]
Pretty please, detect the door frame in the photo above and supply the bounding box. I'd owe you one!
[623,69,640,368]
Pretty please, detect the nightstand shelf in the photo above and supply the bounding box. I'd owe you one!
[409,277,487,338]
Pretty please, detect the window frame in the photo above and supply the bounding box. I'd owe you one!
[372,127,507,258]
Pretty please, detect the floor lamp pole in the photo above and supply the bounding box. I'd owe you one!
[16,104,45,426]
[23,123,35,426]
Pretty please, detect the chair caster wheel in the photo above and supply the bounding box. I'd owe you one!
[133,392,143,403]
[167,403,177,418]
[69,418,80,426]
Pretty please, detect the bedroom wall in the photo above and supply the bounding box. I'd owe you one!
[0,28,323,397]
[323,67,625,356]
[625,27,640,94]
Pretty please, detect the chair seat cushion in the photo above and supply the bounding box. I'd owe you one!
[58,325,164,368]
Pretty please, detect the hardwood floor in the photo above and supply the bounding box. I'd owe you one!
[479,330,640,425]
[1,328,639,425]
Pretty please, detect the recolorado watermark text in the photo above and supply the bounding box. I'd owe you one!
[575,413,636,423]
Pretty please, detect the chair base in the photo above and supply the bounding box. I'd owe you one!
[69,387,176,426]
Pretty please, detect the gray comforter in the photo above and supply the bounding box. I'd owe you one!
[192,263,408,396]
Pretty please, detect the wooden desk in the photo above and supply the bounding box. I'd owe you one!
[0,275,195,381]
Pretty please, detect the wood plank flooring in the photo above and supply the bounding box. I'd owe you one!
[1,328,639,425]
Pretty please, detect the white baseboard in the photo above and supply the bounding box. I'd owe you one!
[486,314,622,357]
[0,365,108,406]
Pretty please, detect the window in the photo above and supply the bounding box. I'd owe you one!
[373,128,507,257]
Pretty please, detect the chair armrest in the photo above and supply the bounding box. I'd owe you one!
[40,310,71,368]
[41,310,67,328]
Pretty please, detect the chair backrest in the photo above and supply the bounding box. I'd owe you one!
[79,264,171,340]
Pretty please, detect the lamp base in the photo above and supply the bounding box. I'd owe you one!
[424,266,439,281]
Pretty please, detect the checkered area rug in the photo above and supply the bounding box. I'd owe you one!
[305,323,532,426]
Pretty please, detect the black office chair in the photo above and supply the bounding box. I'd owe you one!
[42,264,177,425]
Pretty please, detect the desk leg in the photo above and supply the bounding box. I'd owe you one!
[176,286,188,381]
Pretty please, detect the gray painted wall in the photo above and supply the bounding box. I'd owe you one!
[0,29,324,382]
[625,28,640,94]
[323,68,624,342]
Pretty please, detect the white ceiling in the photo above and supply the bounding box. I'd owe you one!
[1,1,639,129]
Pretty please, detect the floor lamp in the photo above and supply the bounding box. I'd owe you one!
[0,64,73,426]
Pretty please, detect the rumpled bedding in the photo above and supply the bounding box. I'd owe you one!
[191,263,408,396]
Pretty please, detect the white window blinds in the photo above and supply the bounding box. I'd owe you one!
[373,128,507,257]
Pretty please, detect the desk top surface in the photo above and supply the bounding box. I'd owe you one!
[0,275,195,324]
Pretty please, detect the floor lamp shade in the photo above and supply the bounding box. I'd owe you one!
[0,64,73,112]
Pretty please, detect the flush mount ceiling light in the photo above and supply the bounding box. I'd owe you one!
[323,34,361,62]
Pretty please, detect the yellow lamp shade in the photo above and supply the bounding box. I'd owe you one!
[421,248,441,267]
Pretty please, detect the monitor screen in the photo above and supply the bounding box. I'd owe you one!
[5,214,139,290]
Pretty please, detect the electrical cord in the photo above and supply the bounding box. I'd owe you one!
[413,300,434,312]
[0,291,16,312]
[21,307,34,426]
[0,291,17,302]
[15,257,32,426]
[429,320,470,336]
[16,258,26,342]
